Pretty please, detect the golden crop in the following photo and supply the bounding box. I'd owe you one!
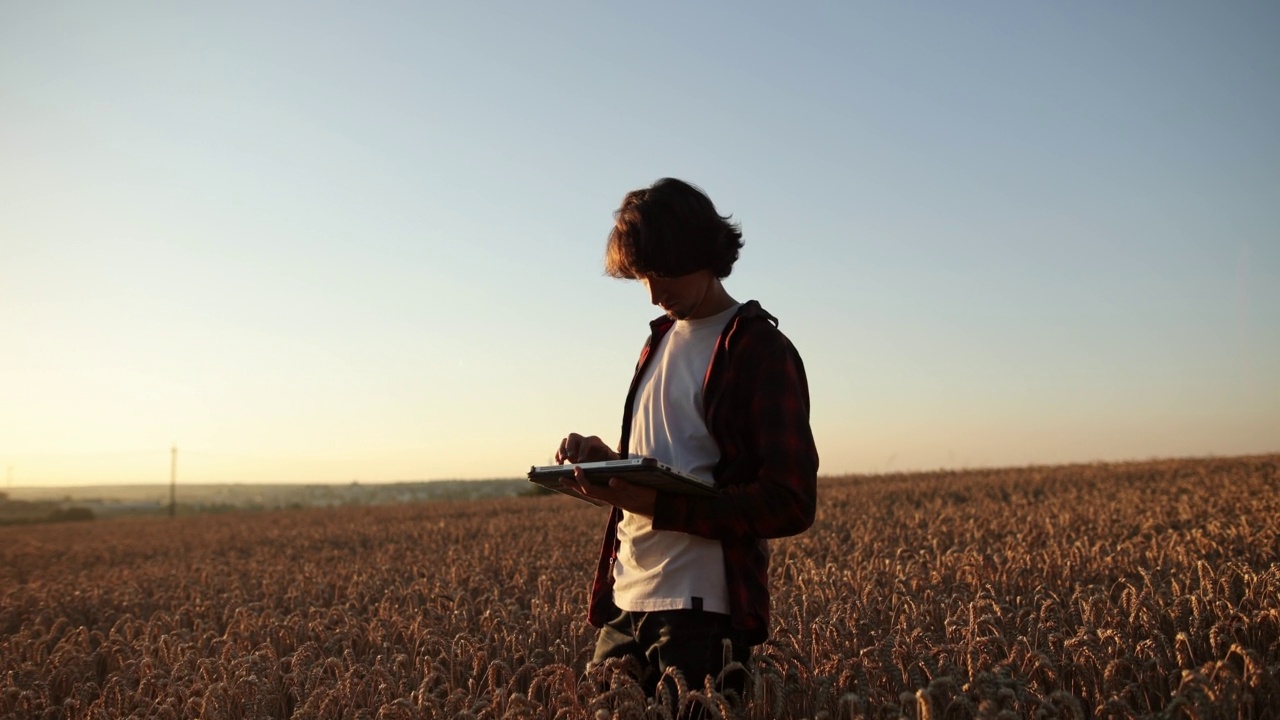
[2,455,1277,719]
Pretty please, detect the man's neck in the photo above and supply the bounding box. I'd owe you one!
[686,279,736,320]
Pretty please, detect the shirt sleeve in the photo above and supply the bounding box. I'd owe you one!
[650,334,818,541]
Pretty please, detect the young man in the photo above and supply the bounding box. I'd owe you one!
[555,178,819,701]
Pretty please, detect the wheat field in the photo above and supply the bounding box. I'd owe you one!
[2,455,1277,719]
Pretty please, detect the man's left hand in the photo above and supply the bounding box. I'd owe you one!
[564,466,657,517]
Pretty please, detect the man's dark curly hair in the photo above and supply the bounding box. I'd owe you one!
[604,178,744,280]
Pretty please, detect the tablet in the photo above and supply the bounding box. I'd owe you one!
[527,457,719,503]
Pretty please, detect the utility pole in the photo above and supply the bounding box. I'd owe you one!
[169,444,177,518]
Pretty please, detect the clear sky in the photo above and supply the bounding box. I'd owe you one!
[3,2,1277,486]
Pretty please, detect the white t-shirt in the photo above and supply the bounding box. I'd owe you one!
[613,303,740,614]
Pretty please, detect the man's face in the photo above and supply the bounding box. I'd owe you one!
[641,271,714,320]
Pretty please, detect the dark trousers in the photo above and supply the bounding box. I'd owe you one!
[591,609,752,704]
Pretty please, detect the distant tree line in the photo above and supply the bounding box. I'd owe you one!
[0,493,95,526]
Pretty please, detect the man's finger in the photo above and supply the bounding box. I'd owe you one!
[558,433,582,463]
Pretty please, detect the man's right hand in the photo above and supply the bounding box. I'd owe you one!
[556,433,619,465]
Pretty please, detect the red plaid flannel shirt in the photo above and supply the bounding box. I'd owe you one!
[587,300,819,645]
